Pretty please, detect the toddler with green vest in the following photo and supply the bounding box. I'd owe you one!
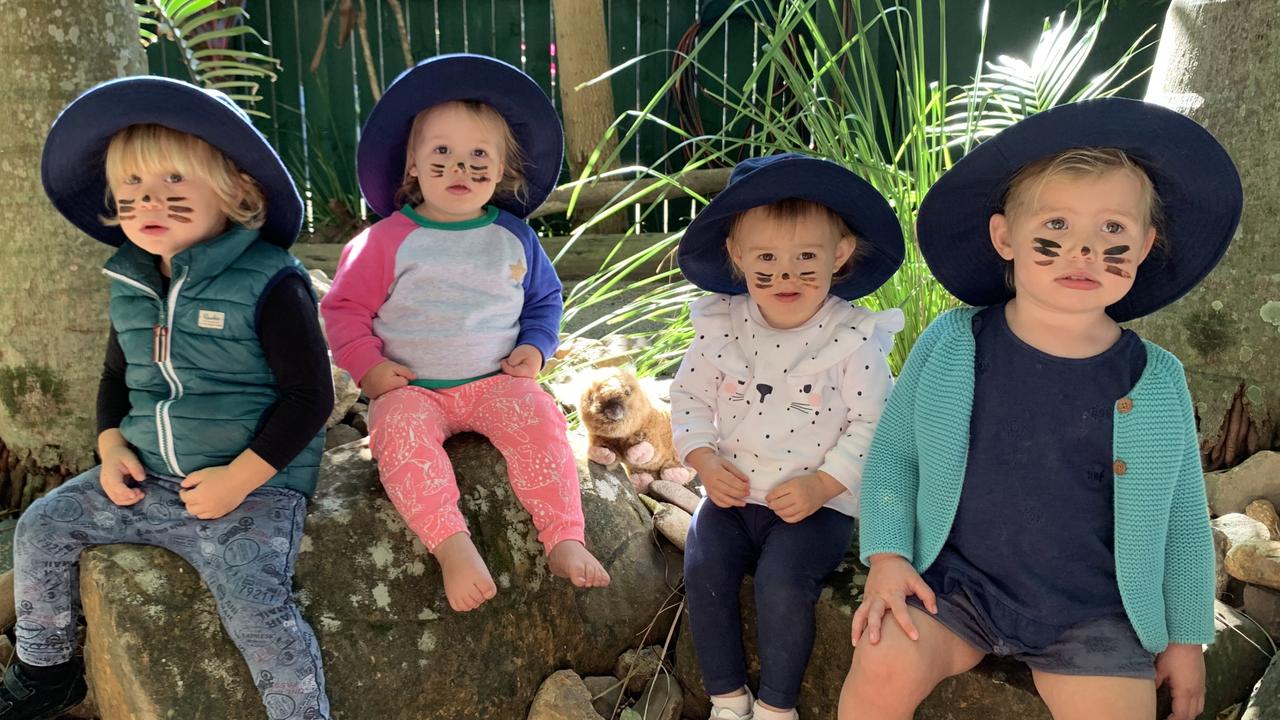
[839,99,1239,720]
[1,77,333,720]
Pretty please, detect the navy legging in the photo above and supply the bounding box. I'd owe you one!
[683,499,854,709]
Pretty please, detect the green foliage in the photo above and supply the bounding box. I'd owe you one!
[558,0,1151,378]
[136,0,280,117]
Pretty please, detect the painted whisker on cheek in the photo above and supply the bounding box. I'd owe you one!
[167,214,193,224]
[1104,266,1132,279]
[1034,259,1055,266]
[1032,237,1061,258]
[798,271,818,286]
[166,197,193,223]
[753,272,774,289]
[467,164,492,183]
[1103,245,1131,256]
[116,199,135,220]
[427,163,446,178]
[167,206,193,214]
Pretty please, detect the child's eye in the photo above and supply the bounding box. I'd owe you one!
[123,175,141,185]
[432,145,449,154]
[757,253,775,262]
[165,173,183,183]
[1103,221,1125,234]
[1045,218,1067,231]
[472,148,488,159]
[798,251,817,261]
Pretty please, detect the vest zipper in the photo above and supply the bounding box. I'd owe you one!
[102,268,188,477]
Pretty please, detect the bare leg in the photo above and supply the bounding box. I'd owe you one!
[838,606,985,720]
[1033,670,1155,720]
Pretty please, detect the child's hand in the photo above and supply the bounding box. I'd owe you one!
[852,553,937,646]
[179,451,275,520]
[362,359,416,399]
[1156,643,1205,720]
[766,471,843,523]
[500,344,543,378]
[99,433,146,506]
[687,448,750,508]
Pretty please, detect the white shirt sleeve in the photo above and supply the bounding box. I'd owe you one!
[670,334,725,463]
[817,326,897,508]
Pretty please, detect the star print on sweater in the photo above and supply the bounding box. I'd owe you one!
[670,293,904,518]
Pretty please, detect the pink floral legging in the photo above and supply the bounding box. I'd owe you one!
[368,374,584,553]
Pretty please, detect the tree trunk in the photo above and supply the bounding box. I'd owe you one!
[0,0,147,508]
[552,0,628,233]
[1137,0,1280,470]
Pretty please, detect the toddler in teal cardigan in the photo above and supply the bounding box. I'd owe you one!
[838,99,1241,720]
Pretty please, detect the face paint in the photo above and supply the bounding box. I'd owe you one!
[1103,244,1134,278]
[798,270,818,285]
[427,163,446,178]
[1032,237,1060,267]
[116,198,136,220]
[753,271,774,289]
[468,164,491,184]
[166,197,193,223]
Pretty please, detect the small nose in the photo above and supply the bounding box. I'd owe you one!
[780,272,791,280]
[137,193,162,208]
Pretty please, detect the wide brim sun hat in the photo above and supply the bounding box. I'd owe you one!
[677,152,905,301]
[41,75,303,249]
[356,53,564,220]
[915,97,1243,322]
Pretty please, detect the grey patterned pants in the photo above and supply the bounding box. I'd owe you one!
[12,467,330,720]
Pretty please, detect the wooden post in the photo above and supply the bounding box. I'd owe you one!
[552,0,628,232]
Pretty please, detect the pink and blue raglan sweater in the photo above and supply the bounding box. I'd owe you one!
[320,205,563,385]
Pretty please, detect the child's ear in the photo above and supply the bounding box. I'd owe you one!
[726,238,743,270]
[834,235,855,270]
[1135,224,1158,265]
[990,213,1015,260]
[407,164,418,178]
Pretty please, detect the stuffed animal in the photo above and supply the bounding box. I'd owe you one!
[579,367,692,491]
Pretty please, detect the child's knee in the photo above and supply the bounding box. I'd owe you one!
[847,641,939,706]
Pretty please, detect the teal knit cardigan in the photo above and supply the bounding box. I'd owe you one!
[858,307,1216,653]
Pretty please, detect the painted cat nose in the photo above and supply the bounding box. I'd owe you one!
[781,272,791,280]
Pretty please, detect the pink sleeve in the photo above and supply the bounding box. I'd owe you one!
[319,217,409,385]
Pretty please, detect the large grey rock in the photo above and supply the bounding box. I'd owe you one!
[1216,528,1233,599]
[630,673,682,720]
[1243,651,1280,719]
[326,364,360,429]
[583,675,625,719]
[1207,453,1280,517]
[79,435,675,719]
[673,564,1271,719]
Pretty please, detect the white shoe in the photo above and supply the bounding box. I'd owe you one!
[708,688,754,720]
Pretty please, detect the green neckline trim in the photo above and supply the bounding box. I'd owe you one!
[408,370,502,390]
[400,204,499,230]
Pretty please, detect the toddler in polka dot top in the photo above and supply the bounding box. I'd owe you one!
[670,153,906,720]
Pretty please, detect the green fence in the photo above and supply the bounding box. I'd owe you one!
[146,0,1171,236]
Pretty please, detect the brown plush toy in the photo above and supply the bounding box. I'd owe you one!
[579,367,692,491]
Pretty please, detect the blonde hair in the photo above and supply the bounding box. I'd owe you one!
[726,198,863,280]
[101,124,266,229]
[999,148,1163,290]
[393,100,529,209]
[1002,147,1163,244]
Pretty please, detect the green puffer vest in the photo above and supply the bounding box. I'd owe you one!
[103,226,324,497]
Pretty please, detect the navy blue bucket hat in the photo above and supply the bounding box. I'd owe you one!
[677,153,905,300]
[357,53,563,220]
[916,97,1243,322]
[41,76,303,249]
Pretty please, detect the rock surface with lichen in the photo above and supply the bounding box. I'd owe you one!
[78,435,679,719]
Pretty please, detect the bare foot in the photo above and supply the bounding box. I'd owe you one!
[433,532,497,611]
[548,540,611,588]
